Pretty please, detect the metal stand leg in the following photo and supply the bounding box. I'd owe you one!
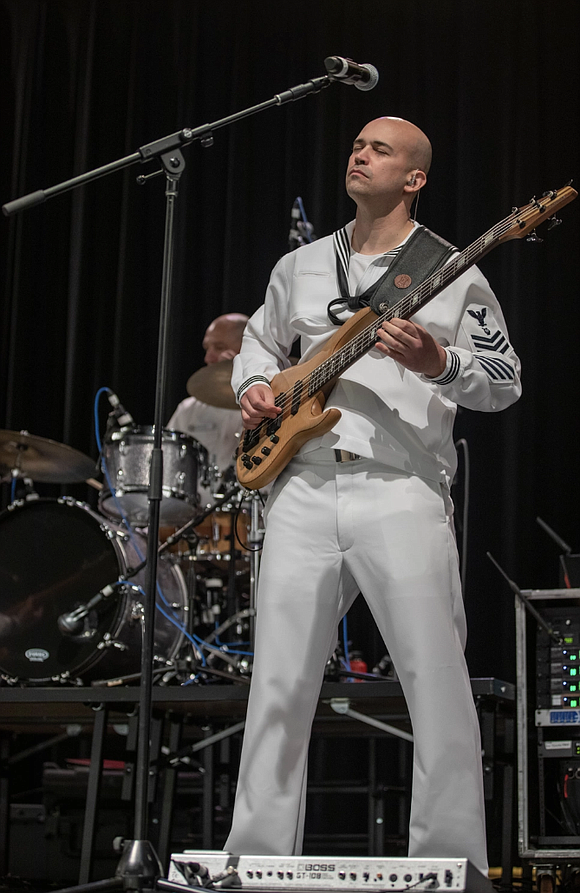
[0,732,10,877]
[500,715,516,889]
[122,713,139,802]
[79,705,108,885]
[201,727,214,848]
[368,738,383,856]
[149,714,163,805]
[157,715,183,868]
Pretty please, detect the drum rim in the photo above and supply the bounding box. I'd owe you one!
[105,425,208,451]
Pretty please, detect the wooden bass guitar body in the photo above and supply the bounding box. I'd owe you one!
[236,307,378,490]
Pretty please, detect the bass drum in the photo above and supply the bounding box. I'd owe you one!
[0,498,186,684]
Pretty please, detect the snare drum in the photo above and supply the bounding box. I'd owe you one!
[0,498,187,684]
[99,426,208,527]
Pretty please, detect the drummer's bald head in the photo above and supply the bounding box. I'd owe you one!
[208,313,248,341]
[203,313,249,364]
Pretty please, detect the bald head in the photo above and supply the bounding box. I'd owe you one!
[345,116,433,218]
[203,313,249,365]
[374,116,432,174]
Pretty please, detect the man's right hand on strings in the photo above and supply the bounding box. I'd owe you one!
[240,384,282,429]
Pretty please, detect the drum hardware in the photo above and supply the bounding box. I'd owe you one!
[161,484,261,668]
[179,656,251,686]
[202,607,255,678]
[90,664,179,688]
[158,483,240,549]
[156,482,244,566]
[195,576,224,626]
[204,607,255,644]
[173,604,255,686]
[97,633,130,652]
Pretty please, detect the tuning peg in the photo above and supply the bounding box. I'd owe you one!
[526,230,544,243]
[547,216,562,230]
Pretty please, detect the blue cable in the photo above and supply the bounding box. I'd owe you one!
[10,477,17,504]
[342,615,351,670]
[212,624,253,657]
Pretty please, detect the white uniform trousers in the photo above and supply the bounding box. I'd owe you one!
[225,450,488,875]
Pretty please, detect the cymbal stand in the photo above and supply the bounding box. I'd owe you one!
[6,468,36,505]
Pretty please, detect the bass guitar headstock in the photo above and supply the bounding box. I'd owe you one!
[499,184,577,243]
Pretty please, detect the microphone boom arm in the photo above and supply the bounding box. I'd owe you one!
[3,75,332,217]
[487,551,563,645]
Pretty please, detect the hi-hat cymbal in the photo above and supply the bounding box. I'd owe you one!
[0,430,96,484]
[186,360,238,410]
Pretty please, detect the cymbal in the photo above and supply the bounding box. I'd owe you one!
[0,430,96,484]
[186,360,238,410]
[186,357,299,411]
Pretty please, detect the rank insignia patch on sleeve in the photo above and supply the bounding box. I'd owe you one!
[466,307,511,354]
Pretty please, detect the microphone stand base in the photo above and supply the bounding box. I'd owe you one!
[115,838,165,890]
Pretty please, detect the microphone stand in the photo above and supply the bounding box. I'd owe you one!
[2,71,333,893]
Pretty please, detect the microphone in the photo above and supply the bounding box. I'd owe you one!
[107,391,135,428]
[289,199,301,251]
[57,584,117,636]
[289,197,316,252]
[536,516,572,555]
[324,56,379,91]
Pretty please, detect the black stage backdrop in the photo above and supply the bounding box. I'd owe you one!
[1,0,579,683]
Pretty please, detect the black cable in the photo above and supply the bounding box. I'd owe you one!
[454,437,470,597]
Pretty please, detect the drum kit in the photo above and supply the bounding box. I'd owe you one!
[0,364,262,688]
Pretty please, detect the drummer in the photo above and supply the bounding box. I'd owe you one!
[167,313,248,502]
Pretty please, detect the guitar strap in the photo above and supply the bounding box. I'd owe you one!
[328,224,456,325]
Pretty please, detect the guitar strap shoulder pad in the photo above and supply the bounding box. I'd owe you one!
[367,225,456,315]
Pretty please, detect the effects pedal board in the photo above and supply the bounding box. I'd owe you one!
[165,852,492,893]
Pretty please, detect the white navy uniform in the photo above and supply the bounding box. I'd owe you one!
[225,221,521,873]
